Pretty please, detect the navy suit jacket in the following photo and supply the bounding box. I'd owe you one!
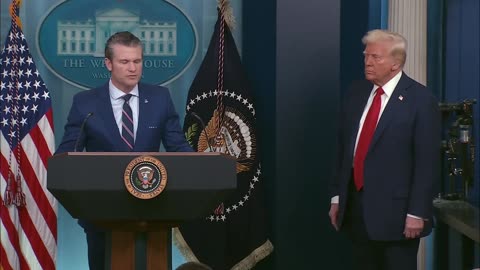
[56,82,192,154]
[330,73,441,241]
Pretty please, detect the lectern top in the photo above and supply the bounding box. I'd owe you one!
[56,152,235,159]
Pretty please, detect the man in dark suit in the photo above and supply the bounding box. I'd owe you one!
[55,31,192,269]
[328,29,441,270]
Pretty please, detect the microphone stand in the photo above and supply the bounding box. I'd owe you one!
[74,112,94,152]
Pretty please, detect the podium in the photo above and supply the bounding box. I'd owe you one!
[48,152,236,270]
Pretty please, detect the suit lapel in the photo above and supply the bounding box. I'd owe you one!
[348,84,372,157]
[369,73,412,151]
[134,86,149,151]
[95,84,129,151]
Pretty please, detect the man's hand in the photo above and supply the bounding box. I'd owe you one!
[329,203,340,231]
[403,216,424,239]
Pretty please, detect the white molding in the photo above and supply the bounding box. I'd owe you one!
[388,1,428,269]
[389,0,427,85]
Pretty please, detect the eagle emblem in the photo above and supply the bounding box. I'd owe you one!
[136,166,157,189]
[184,88,261,221]
[197,107,255,174]
[124,156,167,199]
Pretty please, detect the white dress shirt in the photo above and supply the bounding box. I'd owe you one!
[352,71,401,155]
[109,80,139,141]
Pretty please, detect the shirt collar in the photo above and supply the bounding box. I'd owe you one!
[372,71,402,98]
[109,80,139,100]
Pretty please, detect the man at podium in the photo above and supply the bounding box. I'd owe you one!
[55,31,192,269]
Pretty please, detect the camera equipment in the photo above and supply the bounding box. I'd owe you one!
[438,99,476,200]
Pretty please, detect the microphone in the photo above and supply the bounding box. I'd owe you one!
[74,112,94,152]
[190,112,214,152]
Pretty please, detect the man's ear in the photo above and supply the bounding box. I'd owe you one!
[391,60,401,72]
[105,58,112,72]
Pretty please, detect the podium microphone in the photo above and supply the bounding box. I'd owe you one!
[190,112,214,152]
[74,112,94,152]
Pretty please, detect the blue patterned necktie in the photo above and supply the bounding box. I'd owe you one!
[121,94,134,150]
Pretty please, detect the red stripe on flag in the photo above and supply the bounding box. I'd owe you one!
[17,207,55,270]
[18,146,57,239]
[0,204,30,270]
[28,122,52,170]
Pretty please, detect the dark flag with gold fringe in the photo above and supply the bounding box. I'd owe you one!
[174,1,273,269]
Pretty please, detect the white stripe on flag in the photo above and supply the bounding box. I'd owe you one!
[21,132,57,211]
[0,211,20,270]
[18,220,43,270]
[21,136,57,259]
[37,115,56,155]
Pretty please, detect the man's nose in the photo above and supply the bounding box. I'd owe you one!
[127,62,136,71]
[364,56,373,65]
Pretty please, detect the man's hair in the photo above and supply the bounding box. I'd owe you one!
[362,29,407,67]
[104,31,142,60]
[175,262,213,270]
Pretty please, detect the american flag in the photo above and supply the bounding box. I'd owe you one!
[0,1,57,269]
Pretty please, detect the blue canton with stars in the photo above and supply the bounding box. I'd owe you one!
[0,27,52,149]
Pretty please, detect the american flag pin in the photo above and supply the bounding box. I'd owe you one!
[399,95,404,101]
[144,99,149,103]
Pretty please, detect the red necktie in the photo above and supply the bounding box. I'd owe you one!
[353,87,384,191]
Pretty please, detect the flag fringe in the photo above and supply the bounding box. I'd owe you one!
[231,240,274,270]
[173,228,274,270]
[217,0,236,30]
[173,227,200,262]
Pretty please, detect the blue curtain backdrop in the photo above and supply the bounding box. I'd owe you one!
[444,0,479,205]
[0,0,242,269]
